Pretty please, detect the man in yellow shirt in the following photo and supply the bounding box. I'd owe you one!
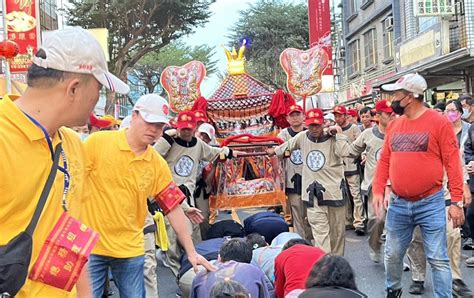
[0,27,129,297]
[82,94,213,297]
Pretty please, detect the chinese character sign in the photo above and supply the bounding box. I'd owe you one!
[414,0,455,16]
[279,47,329,97]
[3,0,39,72]
[308,0,332,76]
[308,0,334,92]
[160,61,206,113]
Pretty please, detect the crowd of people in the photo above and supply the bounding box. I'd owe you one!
[176,231,367,298]
[1,27,474,298]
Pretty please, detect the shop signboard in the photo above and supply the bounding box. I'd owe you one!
[3,0,40,73]
[414,0,455,17]
[395,23,446,72]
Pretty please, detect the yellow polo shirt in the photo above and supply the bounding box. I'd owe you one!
[81,130,173,258]
[0,95,85,297]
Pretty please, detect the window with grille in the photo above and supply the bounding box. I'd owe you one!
[349,39,361,75]
[383,17,395,61]
[363,29,377,68]
[347,0,360,21]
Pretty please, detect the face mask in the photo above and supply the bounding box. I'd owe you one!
[463,108,470,118]
[391,100,405,115]
[446,111,460,123]
[390,94,410,115]
[79,133,89,141]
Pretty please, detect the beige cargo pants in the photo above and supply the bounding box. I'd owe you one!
[288,193,313,240]
[307,203,346,256]
[345,174,366,229]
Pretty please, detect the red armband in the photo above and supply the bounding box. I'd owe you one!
[29,212,99,292]
[154,182,186,215]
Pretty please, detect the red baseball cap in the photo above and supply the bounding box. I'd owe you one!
[89,113,113,128]
[305,108,324,126]
[177,111,197,130]
[194,110,208,123]
[333,105,347,115]
[375,100,393,113]
[347,109,358,118]
[287,104,304,115]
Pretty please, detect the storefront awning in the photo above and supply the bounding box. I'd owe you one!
[372,48,474,88]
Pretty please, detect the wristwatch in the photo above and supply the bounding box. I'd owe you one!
[451,201,464,208]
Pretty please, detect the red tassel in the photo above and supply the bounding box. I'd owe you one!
[268,90,296,128]
[191,96,208,112]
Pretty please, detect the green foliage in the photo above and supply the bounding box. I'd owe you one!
[130,41,217,95]
[228,0,309,90]
[65,0,214,112]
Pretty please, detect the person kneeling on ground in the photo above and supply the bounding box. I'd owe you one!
[274,239,326,298]
[178,237,226,297]
[210,279,250,298]
[251,232,302,284]
[299,255,367,298]
[190,238,274,298]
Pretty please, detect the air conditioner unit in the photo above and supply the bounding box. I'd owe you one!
[384,16,394,30]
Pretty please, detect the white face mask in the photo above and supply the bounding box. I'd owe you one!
[463,108,470,118]
[79,133,89,141]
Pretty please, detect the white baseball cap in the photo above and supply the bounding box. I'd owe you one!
[198,123,217,145]
[324,112,335,122]
[33,27,129,94]
[119,115,132,130]
[381,73,427,97]
[133,94,170,124]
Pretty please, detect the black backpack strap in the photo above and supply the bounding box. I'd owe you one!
[25,143,62,235]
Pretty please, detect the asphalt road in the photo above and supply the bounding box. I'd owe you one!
[111,208,474,297]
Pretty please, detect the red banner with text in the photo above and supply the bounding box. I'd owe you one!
[4,0,39,73]
[308,0,332,76]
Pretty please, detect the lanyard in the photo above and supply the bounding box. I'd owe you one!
[24,113,70,211]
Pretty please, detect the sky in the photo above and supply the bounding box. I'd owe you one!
[184,0,253,97]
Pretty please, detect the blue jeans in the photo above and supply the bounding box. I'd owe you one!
[88,254,145,298]
[385,190,452,297]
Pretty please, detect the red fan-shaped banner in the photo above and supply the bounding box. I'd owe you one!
[160,61,206,113]
[279,47,329,97]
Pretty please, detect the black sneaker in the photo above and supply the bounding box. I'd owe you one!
[387,288,402,298]
[462,238,473,250]
[452,279,474,297]
[408,281,425,295]
[355,227,366,236]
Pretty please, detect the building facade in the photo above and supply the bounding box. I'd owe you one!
[39,0,59,31]
[340,0,474,105]
[339,0,397,105]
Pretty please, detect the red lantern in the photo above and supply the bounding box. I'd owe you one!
[0,40,19,59]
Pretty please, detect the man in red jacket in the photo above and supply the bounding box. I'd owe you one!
[372,73,465,298]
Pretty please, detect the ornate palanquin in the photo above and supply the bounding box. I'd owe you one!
[207,43,288,218]
[207,73,276,141]
[211,135,286,212]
